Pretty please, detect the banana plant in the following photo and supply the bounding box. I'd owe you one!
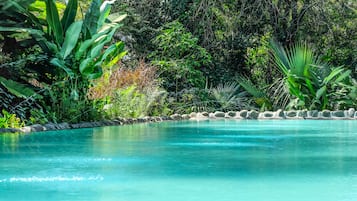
[35,0,127,80]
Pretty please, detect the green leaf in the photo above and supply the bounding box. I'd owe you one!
[335,70,351,83]
[50,58,74,77]
[90,29,116,58]
[60,21,83,59]
[98,2,111,29]
[0,76,41,99]
[323,67,344,85]
[75,31,108,59]
[79,58,93,75]
[82,0,101,39]
[316,85,327,100]
[45,0,64,44]
[61,0,78,31]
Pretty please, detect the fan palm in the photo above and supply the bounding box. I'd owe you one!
[270,40,356,110]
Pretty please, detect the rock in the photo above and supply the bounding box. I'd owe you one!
[307,110,319,118]
[275,109,285,119]
[209,113,215,118]
[154,117,163,122]
[298,110,307,118]
[112,119,123,125]
[170,114,182,120]
[239,110,248,119]
[346,108,355,118]
[0,128,21,133]
[201,112,209,117]
[196,112,209,120]
[320,110,331,118]
[182,114,190,119]
[247,110,259,119]
[355,111,357,119]
[214,111,225,118]
[225,111,236,118]
[43,123,57,131]
[160,116,170,121]
[258,111,274,119]
[57,123,70,130]
[19,127,31,133]
[30,124,45,132]
[189,112,197,118]
[285,110,297,118]
[331,110,345,118]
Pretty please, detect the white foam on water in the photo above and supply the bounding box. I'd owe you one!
[0,175,104,183]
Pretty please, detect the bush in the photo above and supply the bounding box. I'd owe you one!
[0,110,24,128]
[89,60,170,118]
[150,21,212,92]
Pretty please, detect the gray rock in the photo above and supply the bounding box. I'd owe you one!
[155,117,163,122]
[239,110,248,119]
[160,116,170,121]
[258,111,274,119]
[19,126,31,133]
[214,111,225,118]
[201,112,209,117]
[57,123,70,130]
[331,110,345,118]
[170,114,182,120]
[298,110,307,118]
[0,128,21,133]
[275,109,285,119]
[225,111,236,118]
[321,110,331,118]
[209,113,215,118]
[307,110,319,118]
[182,114,190,119]
[346,108,355,118]
[228,111,236,117]
[196,112,209,120]
[30,124,45,132]
[189,112,197,118]
[247,110,259,119]
[286,111,297,118]
[43,123,57,131]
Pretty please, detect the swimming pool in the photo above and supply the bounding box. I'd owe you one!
[1,120,356,201]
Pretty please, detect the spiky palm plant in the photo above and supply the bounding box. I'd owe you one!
[270,40,356,110]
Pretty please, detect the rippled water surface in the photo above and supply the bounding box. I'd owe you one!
[1,120,357,201]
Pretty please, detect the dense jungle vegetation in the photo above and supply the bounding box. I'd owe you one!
[0,0,356,127]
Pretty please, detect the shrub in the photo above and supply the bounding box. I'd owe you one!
[0,110,24,128]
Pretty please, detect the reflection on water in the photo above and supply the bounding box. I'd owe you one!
[0,120,357,201]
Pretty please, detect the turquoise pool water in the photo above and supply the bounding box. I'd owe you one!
[1,120,357,201]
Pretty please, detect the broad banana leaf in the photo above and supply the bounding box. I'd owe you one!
[60,21,83,59]
[45,0,63,44]
[61,0,78,31]
[50,58,74,77]
[0,76,42,99]
[82,0,101,39]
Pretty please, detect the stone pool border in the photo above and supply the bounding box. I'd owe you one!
[0,109,356,133]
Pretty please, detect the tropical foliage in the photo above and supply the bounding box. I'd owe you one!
[0,0,356,127]
[1,0,126,123]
